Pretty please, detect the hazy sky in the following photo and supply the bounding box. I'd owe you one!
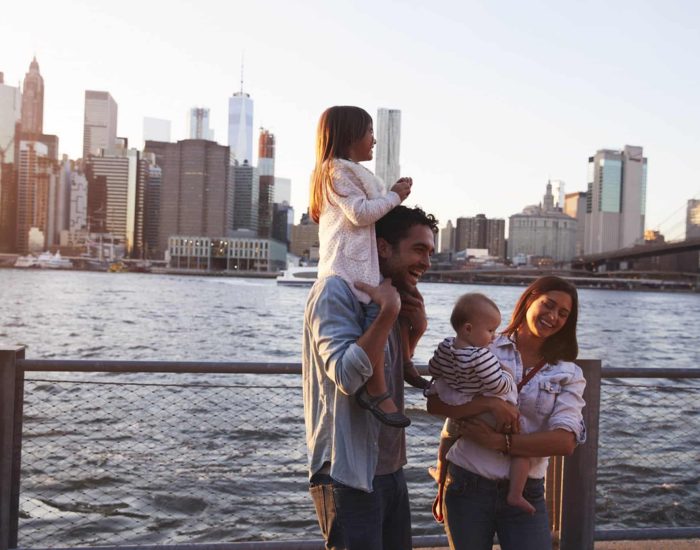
[3,0,699,239]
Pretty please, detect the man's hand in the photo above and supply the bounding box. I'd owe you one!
[399,286,427,336]
[355,279,401,318]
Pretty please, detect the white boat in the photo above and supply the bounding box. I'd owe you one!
[276,266,318,287]
[14,255,38,268]
[37,251,73,269]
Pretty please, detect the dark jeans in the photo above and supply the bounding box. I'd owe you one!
[443,463,551,550]
[309,468,412,550]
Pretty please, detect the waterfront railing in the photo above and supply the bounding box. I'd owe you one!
[1,349,699,550]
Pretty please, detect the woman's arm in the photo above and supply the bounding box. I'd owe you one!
[426,394,520,432]
[458,418,577,457]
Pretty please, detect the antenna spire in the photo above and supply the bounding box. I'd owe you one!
[240,52,245,94]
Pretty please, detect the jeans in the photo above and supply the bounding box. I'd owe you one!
[309,468,412,550]
[443,463,551,550]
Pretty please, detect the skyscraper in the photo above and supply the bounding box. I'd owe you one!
[257,128,275,238]
[440,220,455,253]
[454,214,506,258]
[83,91,118,158]
[0,73,21,251]
[687,199,700,240]
[228,80,253,164]
[564,191,587,257]
[375,108,401,188]
[0,72,21,162]
[189,108,214,140]
[230,159,259,233]
[144,139,230,257]
[20,57,43,134]
[584,145,647,254]
[16,140,58,253]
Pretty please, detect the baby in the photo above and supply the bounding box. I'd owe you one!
[428,292,535,516]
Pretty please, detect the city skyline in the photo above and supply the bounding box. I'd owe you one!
[3,1,700,241]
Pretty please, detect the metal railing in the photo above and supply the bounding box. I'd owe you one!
[1,349,699,550]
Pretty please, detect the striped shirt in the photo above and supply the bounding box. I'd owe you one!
[428,337,513,398]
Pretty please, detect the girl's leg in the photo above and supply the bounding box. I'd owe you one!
[357,302,409,427]
[399,319,430,389]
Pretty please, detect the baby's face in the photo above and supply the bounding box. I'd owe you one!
[462,305,501,348]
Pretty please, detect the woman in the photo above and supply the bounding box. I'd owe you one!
[427,276,586,550]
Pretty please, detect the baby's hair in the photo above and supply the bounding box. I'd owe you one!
[450,293,500,332]
[309,106,373,223]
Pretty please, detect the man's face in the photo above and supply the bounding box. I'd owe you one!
[378,224,435,292]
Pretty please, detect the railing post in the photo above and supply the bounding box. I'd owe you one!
[560,359,601,550]
[0,347,24,550]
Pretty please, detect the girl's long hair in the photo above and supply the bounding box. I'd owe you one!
[502,276,579,363]
[309,106,372,223]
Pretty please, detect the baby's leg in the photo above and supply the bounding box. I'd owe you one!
[429,433,458,482]
[507,456,535,515]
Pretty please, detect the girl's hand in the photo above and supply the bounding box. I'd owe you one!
[390,177,412,201]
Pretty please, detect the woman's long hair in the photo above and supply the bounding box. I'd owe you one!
[309,106,373,223]
[502,276,579,363]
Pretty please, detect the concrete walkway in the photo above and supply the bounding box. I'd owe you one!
[422,541,700,549]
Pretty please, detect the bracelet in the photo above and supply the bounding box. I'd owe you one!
[504,433,512,455]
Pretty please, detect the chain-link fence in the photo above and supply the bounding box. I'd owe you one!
[17,372,446,547]
[596,379,700,530]
[5,361,700,548]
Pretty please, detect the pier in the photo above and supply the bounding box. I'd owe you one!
[1,350,698,550]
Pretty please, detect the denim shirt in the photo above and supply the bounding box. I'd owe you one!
[302,276,405,492]
[446,334,587,480]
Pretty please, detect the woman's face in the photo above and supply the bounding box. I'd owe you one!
[524,290,573,340]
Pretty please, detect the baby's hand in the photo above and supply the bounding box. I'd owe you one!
[390,177,412,201]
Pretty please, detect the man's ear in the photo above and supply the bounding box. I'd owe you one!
[377,237,392,259]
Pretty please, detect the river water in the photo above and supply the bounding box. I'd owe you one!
[1,269,699,545]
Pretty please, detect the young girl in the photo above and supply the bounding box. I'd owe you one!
[309,105,426,428]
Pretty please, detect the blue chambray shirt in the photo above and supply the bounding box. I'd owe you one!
[302,276,404,493]
[446,334,587,480]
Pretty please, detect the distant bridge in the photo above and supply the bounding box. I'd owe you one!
[570,237,700,273]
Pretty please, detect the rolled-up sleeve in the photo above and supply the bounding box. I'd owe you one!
[548,364,587,444]
[308,278,373,395]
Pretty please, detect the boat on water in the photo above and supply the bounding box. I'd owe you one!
[15,252,73,269]
[276,266,318,287]
[37,251,73,269]
[14,255,39,268]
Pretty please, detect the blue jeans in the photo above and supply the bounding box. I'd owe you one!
[443,463,551,550]
[309,468,412,550]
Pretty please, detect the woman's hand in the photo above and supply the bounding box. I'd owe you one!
[472,395,520,433]
[457,418,504,452]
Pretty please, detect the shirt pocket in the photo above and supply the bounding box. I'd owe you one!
[535,379,562,415]
[341,228,370,261]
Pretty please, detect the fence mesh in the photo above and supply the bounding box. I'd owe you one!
[596,379,700,529]
[16,372,700,547]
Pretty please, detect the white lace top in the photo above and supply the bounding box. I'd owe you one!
[317,159,401,304]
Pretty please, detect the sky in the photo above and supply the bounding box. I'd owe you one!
[2,0,699,240]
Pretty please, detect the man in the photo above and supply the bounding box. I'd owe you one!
[302,205,438,549]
